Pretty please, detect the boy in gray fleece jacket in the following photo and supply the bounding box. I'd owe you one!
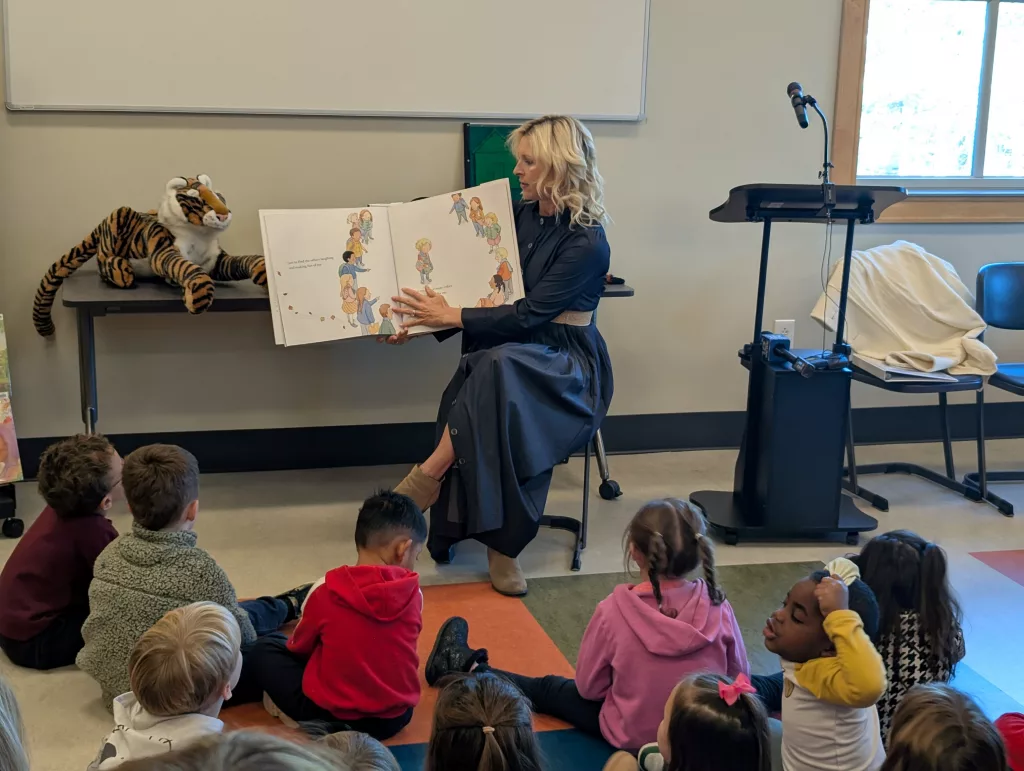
[76,444,309,708]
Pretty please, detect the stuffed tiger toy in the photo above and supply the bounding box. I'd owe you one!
[33,174,267,336]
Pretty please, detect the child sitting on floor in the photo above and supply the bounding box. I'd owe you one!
[996,713,1024,771]
[319,731,400,771]
[882,684,1007,771]
[604,672,773,771]
[756,558,886,771]
[77,444,309,707]
[250,490,425,740]
[426,672,543,771]
[854,530,965,740]
[426,498,749,751]
[0,435,121,670]
[89,602,242,769]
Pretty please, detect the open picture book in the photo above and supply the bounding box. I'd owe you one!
[259,179,524,347]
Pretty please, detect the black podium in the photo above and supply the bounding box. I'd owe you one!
[691,184,907,544]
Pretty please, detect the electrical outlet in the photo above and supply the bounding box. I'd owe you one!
[775,319,796,339]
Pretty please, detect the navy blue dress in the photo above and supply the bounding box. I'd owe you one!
[428,202,614,561]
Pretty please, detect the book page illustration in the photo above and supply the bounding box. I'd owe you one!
[261,207,397,346]
[0,316,23,485]
[389,179,523,335]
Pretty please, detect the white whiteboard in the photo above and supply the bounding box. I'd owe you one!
[3,0,649,121]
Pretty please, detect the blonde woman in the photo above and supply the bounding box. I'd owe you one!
[387,115,612,596]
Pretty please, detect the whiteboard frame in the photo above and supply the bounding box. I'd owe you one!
[3,0,650,122]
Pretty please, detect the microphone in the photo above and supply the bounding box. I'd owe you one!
[787,82,809,129]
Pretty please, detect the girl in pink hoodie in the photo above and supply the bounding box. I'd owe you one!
[424,498,750,751]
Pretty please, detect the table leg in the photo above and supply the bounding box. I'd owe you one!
[76,310,98,434]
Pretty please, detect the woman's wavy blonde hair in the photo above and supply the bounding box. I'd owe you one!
[507,115,608,228]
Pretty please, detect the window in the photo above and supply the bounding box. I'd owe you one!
[834,0,1024,222]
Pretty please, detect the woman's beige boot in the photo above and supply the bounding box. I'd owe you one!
[394,465,442,511]
[488,548,527,596]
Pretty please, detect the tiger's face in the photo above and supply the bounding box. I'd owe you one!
[162,175,232,231]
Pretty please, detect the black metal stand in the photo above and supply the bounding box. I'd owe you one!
[0,485,22,538]
[540,439,591,571]
[841,374,1013,518]
[690,183,906,544]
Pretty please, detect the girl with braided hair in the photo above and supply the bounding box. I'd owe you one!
[423,498,749,752]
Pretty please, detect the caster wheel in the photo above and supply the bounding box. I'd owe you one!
[724,531,739,546]
[599,480,623,500]
[2,518,24,539]
[845,532,859,546]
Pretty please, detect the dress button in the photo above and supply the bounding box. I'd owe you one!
[459,458,466,466]
[452,400,457,406]
[540,218,544,224]
[527,242,533,249]
[450,428,458,436]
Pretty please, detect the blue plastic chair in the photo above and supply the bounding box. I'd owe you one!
[963,263,1024,505]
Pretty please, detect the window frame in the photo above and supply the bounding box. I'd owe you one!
[834,0,1024,223]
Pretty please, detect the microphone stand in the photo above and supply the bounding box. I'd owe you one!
[797,91,848,364]
[801,94,836,211]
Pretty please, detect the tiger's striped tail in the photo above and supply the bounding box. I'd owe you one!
[33,224,103,336]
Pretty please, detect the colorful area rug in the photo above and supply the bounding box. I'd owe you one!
[223,561,821,770]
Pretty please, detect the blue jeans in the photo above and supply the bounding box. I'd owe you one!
[240,597,291,637]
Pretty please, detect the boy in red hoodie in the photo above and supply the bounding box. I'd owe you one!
[248,490,425,740]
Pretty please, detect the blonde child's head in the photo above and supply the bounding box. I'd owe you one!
[319,732,399,771]
[122,444,200,531]
[881,684,1007,771]
[129,602,243,718]
[625,498,723,615]
[426,672,542,771]
[117,732,345,771]
[415,238,431,252]
[0,676,28,771]
[494,247,508,261]
[484,213,497,225]
[657,673,770,771]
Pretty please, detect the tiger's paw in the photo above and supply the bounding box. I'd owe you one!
[183,276,215,314]
[251,257,267,287]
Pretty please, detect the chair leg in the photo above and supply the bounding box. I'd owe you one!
[963,387,1015,517]
[939,393,956,480]
[842,403,890,512]
[976,388,988,499]
[581,440,591,554]
[593,429,622,500]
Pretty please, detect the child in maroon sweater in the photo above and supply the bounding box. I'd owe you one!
[249,490,425,740]
[0,435,122,669]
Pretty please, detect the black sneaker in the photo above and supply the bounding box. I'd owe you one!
[277,583,314,622]
[425,616,488,687]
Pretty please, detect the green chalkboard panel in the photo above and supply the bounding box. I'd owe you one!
[463,123,522,202]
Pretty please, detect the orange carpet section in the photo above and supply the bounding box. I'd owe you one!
[971,549,1024,587]
[222,582,577,746]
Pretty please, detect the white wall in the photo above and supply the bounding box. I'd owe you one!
[2,0,1022,439]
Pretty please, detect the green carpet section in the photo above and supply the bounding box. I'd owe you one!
[523,561,823,675]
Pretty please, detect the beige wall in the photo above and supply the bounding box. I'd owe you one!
[2,0,1023,439]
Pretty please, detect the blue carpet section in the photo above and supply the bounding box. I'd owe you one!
[391,728,614,771]
[952,663,1024,720]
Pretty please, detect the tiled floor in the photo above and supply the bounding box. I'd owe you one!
[3,438,1024,770]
